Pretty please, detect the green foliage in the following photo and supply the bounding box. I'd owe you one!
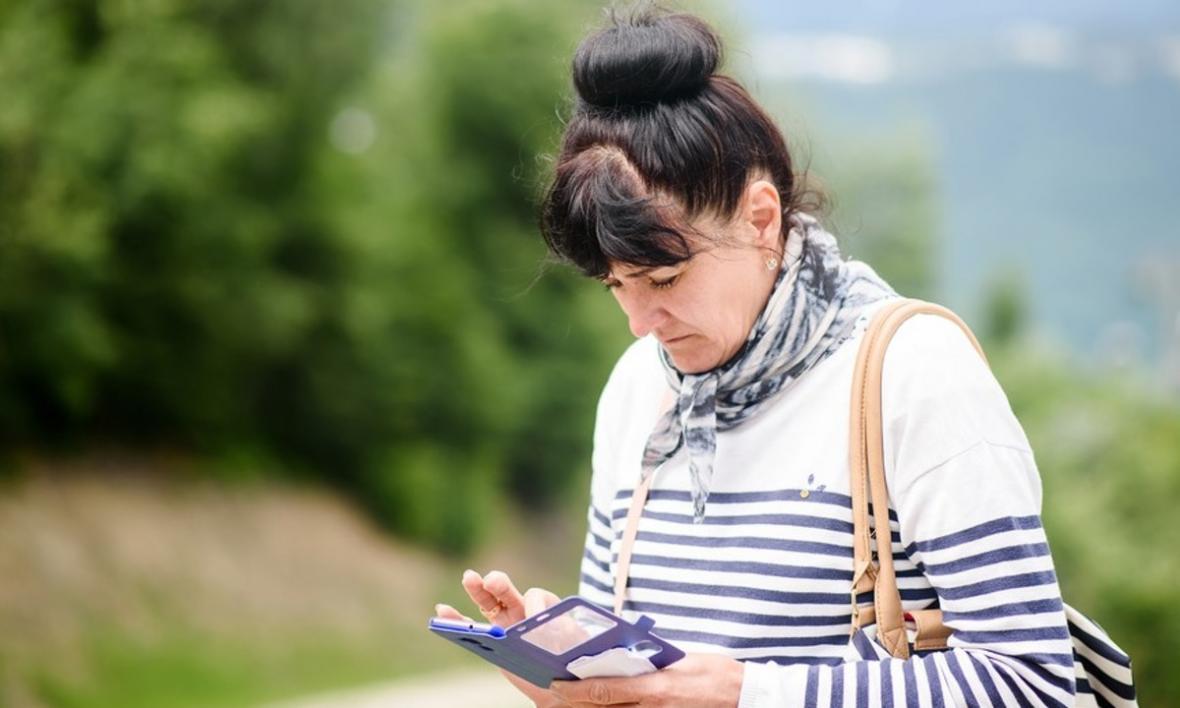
[979,267,1030,349]
[820,130,940,299]
[985,283,1180,707]
[0,0,627,553]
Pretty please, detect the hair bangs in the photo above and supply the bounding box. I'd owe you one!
[542,146,693,279]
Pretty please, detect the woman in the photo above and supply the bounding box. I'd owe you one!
[436,9,1085,707]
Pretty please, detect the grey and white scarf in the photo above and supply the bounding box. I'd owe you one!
[641,212,896,522]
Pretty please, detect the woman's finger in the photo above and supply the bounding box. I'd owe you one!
[461,569,523,627]
[522,587,561,617]
[482,570,527,623]
[434,603,473,622]
[460,569,505,620]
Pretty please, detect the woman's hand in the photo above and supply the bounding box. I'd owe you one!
[548,653,744,707]
[434,569,568,708]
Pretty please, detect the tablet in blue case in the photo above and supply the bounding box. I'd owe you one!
[427,596,685,688]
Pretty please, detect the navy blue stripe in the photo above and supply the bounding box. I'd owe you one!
[624,600,851,627]
[860,587,940,603]
[630,575,851,604]
[743,654,844,666]
[923,656,946,708]
[856,660,869,708]
[903,659,919,707]
[1074,653,1136,700]
[880,658,894,706]
[636,530,919,571]
[831,663,844,708]
[579,572,611,595]
[1004,654,1076,701]
[589,530,611,550]
[804,665,819,708]
[628,553,853,580]
[652,627,849,649]
[614,508,854,533]
[1068,618,1132,666]
[622,488,896,520]
[637,529,852,557]
[1007,652,1075,669]
[992,662,1036,707]
[995,660,1071,708]
[866,502,900,523]
[944,652,976,705]
[581,547,609,574]
[937,571,1058,600]
[967,654,1006,707]
[955,625,1071,644]
[907,515,1042,554]
[851,630,878,660]
[618,508,906,543]
[621,578,923,606]
[941,597,1064,623]
[617,487,853,505]
[591,506,611,527]
[922,543,1051,576]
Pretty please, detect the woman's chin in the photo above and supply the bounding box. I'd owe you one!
[666,348,718,375]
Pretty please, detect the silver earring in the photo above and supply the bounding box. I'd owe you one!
[765,257,779,271]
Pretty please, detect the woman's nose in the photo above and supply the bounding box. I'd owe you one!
[619,293,664,339]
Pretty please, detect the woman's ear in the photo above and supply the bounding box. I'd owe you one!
[744,179,782,250]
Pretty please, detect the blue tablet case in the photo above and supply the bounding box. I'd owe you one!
[427,596,685,688]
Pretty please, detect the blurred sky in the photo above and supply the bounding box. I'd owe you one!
[733,0,1180,34]
[732,1,1180,377]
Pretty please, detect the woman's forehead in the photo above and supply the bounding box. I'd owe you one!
[605,262,677,280]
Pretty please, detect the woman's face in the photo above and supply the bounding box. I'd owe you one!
[601,181,784,374]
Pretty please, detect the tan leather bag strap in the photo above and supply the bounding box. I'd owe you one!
[614,387,676,616]
[850,298,987,658]
[614,468,655,616]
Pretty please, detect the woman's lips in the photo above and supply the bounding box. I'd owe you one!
[661,334,692,345]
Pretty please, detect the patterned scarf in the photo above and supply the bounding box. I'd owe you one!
[640,213,896,522]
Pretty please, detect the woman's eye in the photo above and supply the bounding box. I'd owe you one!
[650,275,679,290]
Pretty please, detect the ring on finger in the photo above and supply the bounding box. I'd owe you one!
[480,602,506,620]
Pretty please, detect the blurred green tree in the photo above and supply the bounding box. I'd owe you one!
[820,131,940,299]
[983,280,1180,707]
[0,0,627,553]
[979,266,1030,349]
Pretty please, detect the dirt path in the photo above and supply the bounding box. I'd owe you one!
[264,669,530,708]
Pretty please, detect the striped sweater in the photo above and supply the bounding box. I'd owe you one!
[578,309,1080,706]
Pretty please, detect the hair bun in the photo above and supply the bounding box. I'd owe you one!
[572,11,721,109]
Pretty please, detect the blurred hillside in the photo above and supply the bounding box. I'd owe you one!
[739,23,1180,371]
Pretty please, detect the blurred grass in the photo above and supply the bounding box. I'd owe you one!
[30,623,433,708]
[0,462,585,707]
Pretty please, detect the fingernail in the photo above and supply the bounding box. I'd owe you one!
[434,604,444,614]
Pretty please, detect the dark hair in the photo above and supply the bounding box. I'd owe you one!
[539,7,824,279]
